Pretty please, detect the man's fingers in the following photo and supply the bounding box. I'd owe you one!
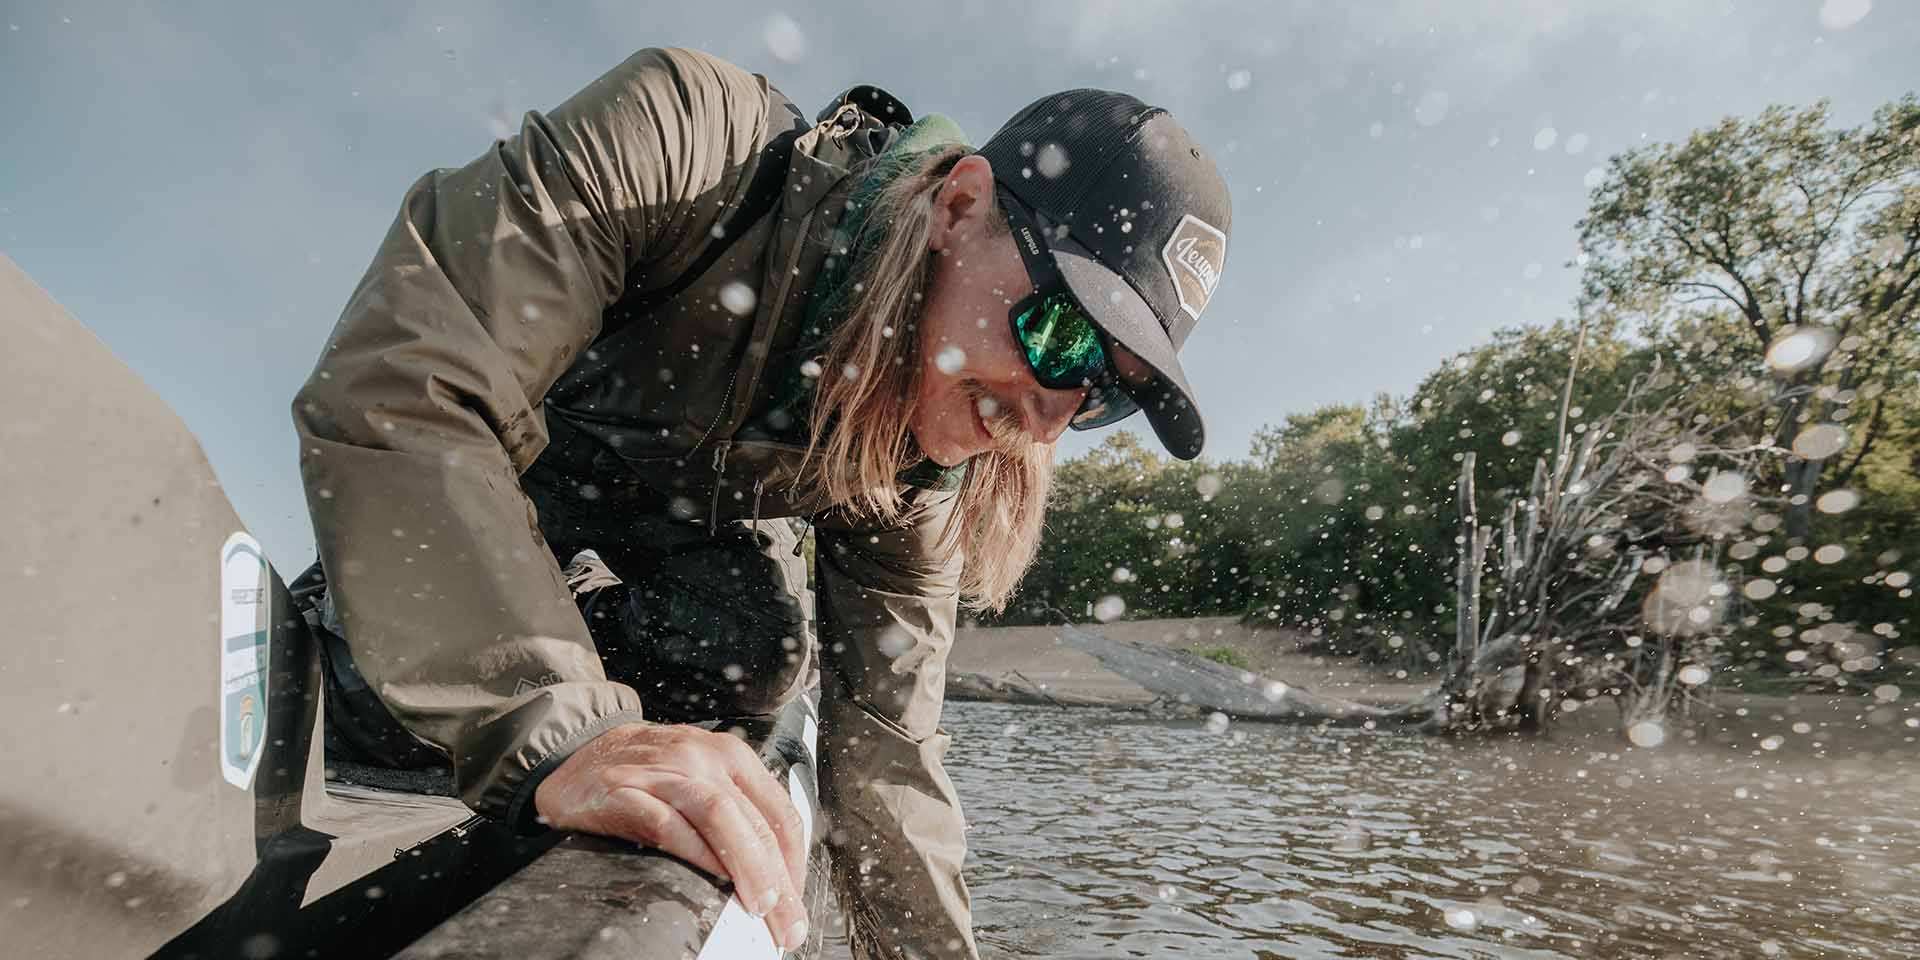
[727,754,808,895]
[602,786,727,879]
[655,775,811,949]
[707,781,809,952]
[530,724,812,953]
[656,777,792,918]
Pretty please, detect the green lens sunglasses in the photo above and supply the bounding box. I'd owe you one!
[995,186,1141,429]
[996,186,1114,390]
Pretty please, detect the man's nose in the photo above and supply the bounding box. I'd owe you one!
[1022,385,1086,445]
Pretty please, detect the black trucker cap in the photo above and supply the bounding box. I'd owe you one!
[976,90,1230,461]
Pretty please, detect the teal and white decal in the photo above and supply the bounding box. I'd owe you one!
[219,532,270,789]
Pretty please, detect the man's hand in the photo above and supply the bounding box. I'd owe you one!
[533,722,810,951]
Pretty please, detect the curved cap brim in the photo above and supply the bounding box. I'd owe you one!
[1049,231,1207,460]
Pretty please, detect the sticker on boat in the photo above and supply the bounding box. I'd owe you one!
[219,532,270,789]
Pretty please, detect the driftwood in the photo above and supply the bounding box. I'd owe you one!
[944,671,1156,710]
[1054,623,1395,724]
[1423,327,1801,738]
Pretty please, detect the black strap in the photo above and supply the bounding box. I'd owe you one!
[612,91,809,323]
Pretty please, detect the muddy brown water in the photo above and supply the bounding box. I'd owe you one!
[826,699,1919,959]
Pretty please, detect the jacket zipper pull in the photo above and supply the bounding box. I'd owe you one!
[707,441,732,534]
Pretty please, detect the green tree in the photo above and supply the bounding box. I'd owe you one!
[1227,403,1432,658]
[1010,433,1229,624]
[1577,97,1920,540]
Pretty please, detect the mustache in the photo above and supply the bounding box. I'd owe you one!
[960,380,1031,448]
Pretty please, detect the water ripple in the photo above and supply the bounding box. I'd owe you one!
[941,703,1920,959]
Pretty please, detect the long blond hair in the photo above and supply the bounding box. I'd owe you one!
[795,146,1053,613]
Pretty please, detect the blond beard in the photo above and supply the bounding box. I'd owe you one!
[959,379,1031,451]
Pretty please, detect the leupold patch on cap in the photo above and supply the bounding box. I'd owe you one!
[1160,214,1226,321]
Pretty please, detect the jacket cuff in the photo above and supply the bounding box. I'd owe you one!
[502,708,649,834]
[451,681,647,831]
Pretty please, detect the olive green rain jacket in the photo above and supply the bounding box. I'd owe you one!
[295,47,979,958]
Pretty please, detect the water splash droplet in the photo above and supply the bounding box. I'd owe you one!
[1764,326,1837,375]
[1035,143,1070,179]
[1815,489,1860,514]
[1818,0,1872,32]
[1792,424,1849,460]
[876,625,914,658]
[1701,471,1748,504]
[762,13,807,62]
[1641,559,1727,635]
[718,281,757,317]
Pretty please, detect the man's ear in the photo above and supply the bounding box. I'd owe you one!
[930,154,996,254]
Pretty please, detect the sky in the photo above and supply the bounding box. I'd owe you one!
[3,0,1916,569]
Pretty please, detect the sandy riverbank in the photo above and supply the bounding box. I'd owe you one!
[947,615,1920,749]
[949,614,1435,706]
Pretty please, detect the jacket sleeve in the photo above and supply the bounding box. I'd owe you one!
[813,488,981,960]
[293,47,770,827]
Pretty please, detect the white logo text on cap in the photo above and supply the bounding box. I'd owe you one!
[1160,214,1227,321]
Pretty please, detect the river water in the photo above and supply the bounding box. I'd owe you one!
[828,700,1919,959]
